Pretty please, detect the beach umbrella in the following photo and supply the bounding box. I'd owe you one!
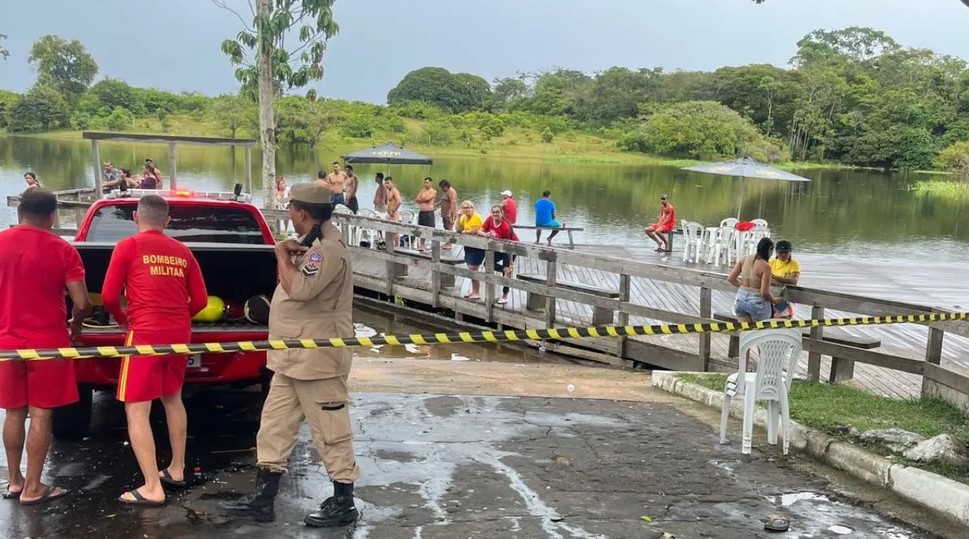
[681,157,810,219]
[341,142,433,165]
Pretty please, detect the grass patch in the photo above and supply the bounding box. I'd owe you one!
[678,373,969,482]
[913,179,969,200]
[679,373,968,440]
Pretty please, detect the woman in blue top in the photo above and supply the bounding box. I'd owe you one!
[534,190,564,246]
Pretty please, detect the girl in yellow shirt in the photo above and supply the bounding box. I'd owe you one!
[457,201,484,300]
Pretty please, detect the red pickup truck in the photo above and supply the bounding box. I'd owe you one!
[53,189,279,438]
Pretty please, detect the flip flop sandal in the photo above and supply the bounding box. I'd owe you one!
[495,298,508,305]
[118,489,166,507]
[19,486,68,506]
[764,513,790,532]
[160,469,187,488]
[2,487,22,499]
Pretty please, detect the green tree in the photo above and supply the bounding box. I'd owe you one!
[27,35,98,105]
[210,94,256,138]
[7,85,71,132]
[0,90,19,128]
[217,0,339,204]
[387,67,490,112]
[576,67,659,124]
[491,77,529,109]
[633,101,787,162]
[934,141,969,176]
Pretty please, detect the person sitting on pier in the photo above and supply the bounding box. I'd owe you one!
[142,159,163,189]
[769,240,800,319]
[643,194,676,253]
[458,201,485,301]
[479,205,518,305]
[534,190,565,246]
[103,169,139,192]
[23,172,40,190]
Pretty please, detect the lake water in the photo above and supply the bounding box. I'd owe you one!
[2,135,968,261]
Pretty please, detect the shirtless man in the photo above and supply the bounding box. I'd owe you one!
[344,165,360,214]
[318,162,347,206]
[414,177,437,251]
[384,177,402,248]
[438,179,458,250]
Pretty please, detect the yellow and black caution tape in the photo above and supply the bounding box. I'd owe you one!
[1,312,965,362]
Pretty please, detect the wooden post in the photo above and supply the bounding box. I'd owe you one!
[244,145,253,194]
[484,249,496,322]
[167,142,178,192]
[544,255,557,327]
[430,240,442,307]
[616,274,631,357]
[91,140,103,200]
[385,237,397,295]
[925,326,945,366]
[807,305,825,381]
[699,286,712,371]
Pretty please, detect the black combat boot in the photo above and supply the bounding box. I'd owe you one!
[304,481,359,528]
[219,468,283,523]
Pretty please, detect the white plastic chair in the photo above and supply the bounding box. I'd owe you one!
[720,217,739,228]
[397,209,416,249]
[681,221,705,263]
[710,226,738,267]
[719,329,802,455]
[751,219,768,228]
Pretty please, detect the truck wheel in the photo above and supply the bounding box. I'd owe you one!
[52,386,93,440]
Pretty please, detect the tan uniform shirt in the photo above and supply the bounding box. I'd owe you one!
[267,222,354,380]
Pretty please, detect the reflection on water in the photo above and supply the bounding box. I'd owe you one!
[2,135,968,261]
[352,307,565,365]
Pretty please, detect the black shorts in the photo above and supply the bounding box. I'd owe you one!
[346,196,359,214]
[464,247,485,266]
[494,252,511,273]
[418,210,435,228]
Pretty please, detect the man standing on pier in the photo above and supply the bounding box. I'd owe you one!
[439,179,458,250]
[344,165,359,214]
[0,188,92,505]
[414,177,437,251]
[319,162,348,206]
[102,195,209,506]
[221,184,360,528]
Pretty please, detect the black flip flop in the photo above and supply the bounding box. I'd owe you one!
[160,469,187,488]
[2,486,21,499]
[118,489,166,507]
[19,486,68,506]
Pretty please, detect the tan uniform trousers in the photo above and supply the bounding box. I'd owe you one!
[256,372,360,483]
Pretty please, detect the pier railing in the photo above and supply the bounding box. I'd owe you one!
[7,195,968,410]
[267,210,969,411]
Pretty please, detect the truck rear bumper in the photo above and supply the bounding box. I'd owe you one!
[76,332,268,387]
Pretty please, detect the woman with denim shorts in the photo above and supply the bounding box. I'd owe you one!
[727,237,781,323]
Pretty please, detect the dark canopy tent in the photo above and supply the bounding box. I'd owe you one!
[341,143,433,165]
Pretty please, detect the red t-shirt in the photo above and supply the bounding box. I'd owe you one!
[482,216,517,241]
[0,226,86,349]
[102,230,208,332]
[501,198,518,225]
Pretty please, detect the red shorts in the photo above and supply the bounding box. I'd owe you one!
[0,359,78,409]
[116,329,191,403]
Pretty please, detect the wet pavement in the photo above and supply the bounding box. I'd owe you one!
[0,373,937,539]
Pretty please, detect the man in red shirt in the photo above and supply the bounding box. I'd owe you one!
[102,195,208,506]
[0,188,92,505]
[500,190,517,225]
[479,204,518,305]
[644,194,676,253]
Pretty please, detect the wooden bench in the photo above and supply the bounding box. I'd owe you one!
[518,274,620,325]
[514,225,584,250]
[713,312,881,383]
[395,248,464,287]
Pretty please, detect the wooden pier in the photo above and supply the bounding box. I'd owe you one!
[7,191,969,409]
[278,210,969,409]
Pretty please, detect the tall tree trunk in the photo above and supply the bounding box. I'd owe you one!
[257,0,276,208]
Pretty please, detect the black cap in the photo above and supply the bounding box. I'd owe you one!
[776,240,792,253]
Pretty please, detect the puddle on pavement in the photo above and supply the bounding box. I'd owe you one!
[762,491,916,538]
[352,306,569,365]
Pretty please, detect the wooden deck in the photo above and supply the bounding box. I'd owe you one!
[350,243,969,399]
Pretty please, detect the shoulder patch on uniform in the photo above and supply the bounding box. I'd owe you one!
[308,251,323,263]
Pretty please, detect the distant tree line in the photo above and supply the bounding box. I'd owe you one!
[3,28,969,173]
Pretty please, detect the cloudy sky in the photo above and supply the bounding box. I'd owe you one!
[2,0,969,104]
